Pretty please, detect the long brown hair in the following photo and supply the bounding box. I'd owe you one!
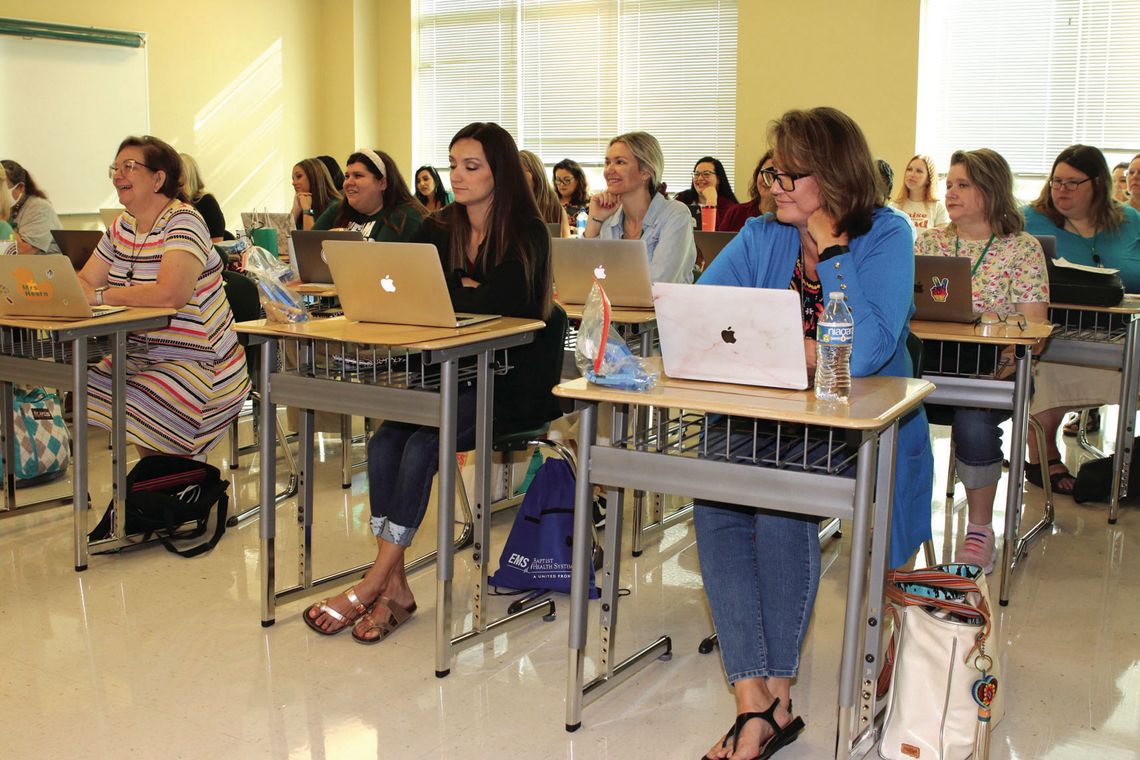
[295,157,342,221]
[1031,144,1125,233]
[447,123,551,319]
[0,159,49,201]
[552,158,589,206]
[332,149,427,234]
[948,149,1024,237]
[519,150,565,226]
[770,107,879,238]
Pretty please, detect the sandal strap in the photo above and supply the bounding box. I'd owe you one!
[727,698,782,752]
[316,601,349,625]
[344,586,367,616]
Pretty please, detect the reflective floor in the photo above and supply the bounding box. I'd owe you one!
[0,412,1138,759]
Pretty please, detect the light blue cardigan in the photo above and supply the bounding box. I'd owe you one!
[701,206,934,567]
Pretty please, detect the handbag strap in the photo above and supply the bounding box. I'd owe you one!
[886,570,992,667]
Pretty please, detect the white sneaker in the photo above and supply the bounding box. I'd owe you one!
[956,527,997,574]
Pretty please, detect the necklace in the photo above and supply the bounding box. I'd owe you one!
[954,233,996,277]
[1064,219,1100,265]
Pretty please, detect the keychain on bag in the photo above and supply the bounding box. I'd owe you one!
[971,656,998,760]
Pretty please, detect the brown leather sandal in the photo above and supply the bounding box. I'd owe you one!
[302,586,372,636]
[352,596,417,644]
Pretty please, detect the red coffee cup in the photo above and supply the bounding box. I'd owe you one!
[700,205,717,231]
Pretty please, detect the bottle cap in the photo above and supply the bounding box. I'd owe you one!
[829,291,845,300]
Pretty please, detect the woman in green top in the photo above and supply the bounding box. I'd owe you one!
[313,148,427,242]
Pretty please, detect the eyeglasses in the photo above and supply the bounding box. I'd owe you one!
[759,168,809,192]
[108,159,155,179]
[1049,177,1091,192]
[973,311,1028,331]
[553,176,575,185]
[692,170,717,180]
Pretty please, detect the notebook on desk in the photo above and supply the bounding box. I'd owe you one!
[552,238,653,308]
[652,282,808,389]
[50,229,104,270]
[289,229,363,285]
[323,241,497,328]
[913,255,975,323]
[0,255,126,320]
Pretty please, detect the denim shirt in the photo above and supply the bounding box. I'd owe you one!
[597,191,697,283]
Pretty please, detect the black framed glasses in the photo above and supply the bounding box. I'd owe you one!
[108,159,154,179]
[1049,177,1091,192]
[692,170,717,180]
[759,168,809,192]
[553,176,575,185]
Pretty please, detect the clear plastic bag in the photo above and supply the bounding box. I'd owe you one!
[574,280,657,390]
[243,245,308,324]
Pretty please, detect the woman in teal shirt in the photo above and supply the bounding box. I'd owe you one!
[313,148,427,242]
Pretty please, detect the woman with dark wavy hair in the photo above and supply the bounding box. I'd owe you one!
[291,157,342,231]
[674,155,738,231]
[695,107,932,760]
[553,158,590,223]
[313,149,426,242]
[413,165,451,212]
[0,159,61,254]
[304,123,560,645]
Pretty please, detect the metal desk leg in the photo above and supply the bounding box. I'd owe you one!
[470,350,494,631]
[835,430,882,758]
[566,399,597,731]
[435,358,458,678]
[1109,317,1140,524]
[298,406,315,591]
[998,345,1032,606]
[259,339,279,626]
[630,328,654,556]
[111,332,127,544]
[72,338,89,571]
[340,414,352,489]
[2,382,16,511]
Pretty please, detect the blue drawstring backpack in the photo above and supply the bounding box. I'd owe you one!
[490,457,599,598]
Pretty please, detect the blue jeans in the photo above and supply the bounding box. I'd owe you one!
[694,501,822,682]
[367,385,477,546]
[952,408,1010,490]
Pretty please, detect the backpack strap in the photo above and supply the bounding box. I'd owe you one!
[156,486,229,558]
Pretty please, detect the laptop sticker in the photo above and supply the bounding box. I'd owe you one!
[930,276,949,303]
[16,267,54,300]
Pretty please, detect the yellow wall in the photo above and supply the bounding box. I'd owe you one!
[735,0,921,191]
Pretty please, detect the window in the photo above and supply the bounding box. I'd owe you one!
[916,0,1140,180]
[414,0,738,193]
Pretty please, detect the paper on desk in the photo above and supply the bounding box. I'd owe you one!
[1053,257,1119,275]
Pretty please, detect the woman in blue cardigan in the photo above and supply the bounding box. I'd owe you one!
[696,107,933,760]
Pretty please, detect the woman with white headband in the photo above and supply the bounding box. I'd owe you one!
[313,148,427,241]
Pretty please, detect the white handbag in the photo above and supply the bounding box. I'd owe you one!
[878,565,1000,760]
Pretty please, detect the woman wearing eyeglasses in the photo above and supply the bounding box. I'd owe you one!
[720,151,776,234]
[582,131,697,283]
[0,159,62,255]
[77,135,249,458]
[674,156,739,231]
[916,149,1048,571]
[695,107,932,760]
[1021,144,1140,493]
[553,158,590,223]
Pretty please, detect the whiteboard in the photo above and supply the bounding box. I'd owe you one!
[0,34,149,215]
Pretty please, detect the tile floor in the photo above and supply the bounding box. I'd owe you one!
[1,413,1138,759]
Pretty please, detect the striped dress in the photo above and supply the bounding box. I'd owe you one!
[87,202,250,454]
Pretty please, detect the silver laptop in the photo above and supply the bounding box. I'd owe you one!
[99,208,123,230]
[0,255,125,320]
[652,282,808,389]
[694,230,735,270]
[290,230,363,285]
[551,238,653,308]
[50,229,104,270]
[323,241,497,328]
[913,255,975,323]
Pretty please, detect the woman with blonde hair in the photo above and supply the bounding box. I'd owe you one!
[891,154,949,229]
[582,131,696,283]
[519,150,569,237]
[179,152,227,241]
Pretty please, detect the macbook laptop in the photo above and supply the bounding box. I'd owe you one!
[652,282,808,389]
[551,238,653,308]
[99,208,123,230]
[913,255,975,323]
[50,229,104,270]
[546,222,562,238]
[290,229,363,285]
[323,241,497,328]
[694,230,735,270]
[0,255,126,320]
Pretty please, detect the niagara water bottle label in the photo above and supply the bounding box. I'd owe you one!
[818,322,853,346]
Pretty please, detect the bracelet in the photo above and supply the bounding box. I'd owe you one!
[590,216,606,224]
[819,244,850,262]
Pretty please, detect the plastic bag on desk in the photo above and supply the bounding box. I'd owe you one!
[243,245,308,324]
[573,280,657,390]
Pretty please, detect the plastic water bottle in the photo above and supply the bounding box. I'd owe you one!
[816,292,853,403]
[576,209,588,237]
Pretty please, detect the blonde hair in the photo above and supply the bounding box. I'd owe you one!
[178,152,208,203]
[610,131,665,196]
[518,150,565,225]
[892,154,940,205]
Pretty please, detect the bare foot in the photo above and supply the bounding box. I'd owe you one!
[703,700,793,760]
[304,586,374,633]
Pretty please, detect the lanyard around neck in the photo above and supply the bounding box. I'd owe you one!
[955,233,996,277]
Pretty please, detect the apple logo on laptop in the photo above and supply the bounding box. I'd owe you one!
[380,275,396,293]
[593,264,607,280]
[721,326,736,344]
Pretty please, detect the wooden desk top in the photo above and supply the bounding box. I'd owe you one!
[909,319,1054,346]
[235,315,544,350]
[1049,298,1140,315]
[0,307,176,332]
[553,357,933,430]
[560,302,657,325]
[290,283,337,298]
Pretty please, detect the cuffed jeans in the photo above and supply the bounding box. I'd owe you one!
[952,408,1010,490]
[694,501,822,683]
[367,385,477,546]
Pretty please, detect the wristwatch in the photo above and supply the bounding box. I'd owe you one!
[94,286,108,306]
[303,208,316,217]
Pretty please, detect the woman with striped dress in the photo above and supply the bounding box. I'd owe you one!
[79,135,249,457]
